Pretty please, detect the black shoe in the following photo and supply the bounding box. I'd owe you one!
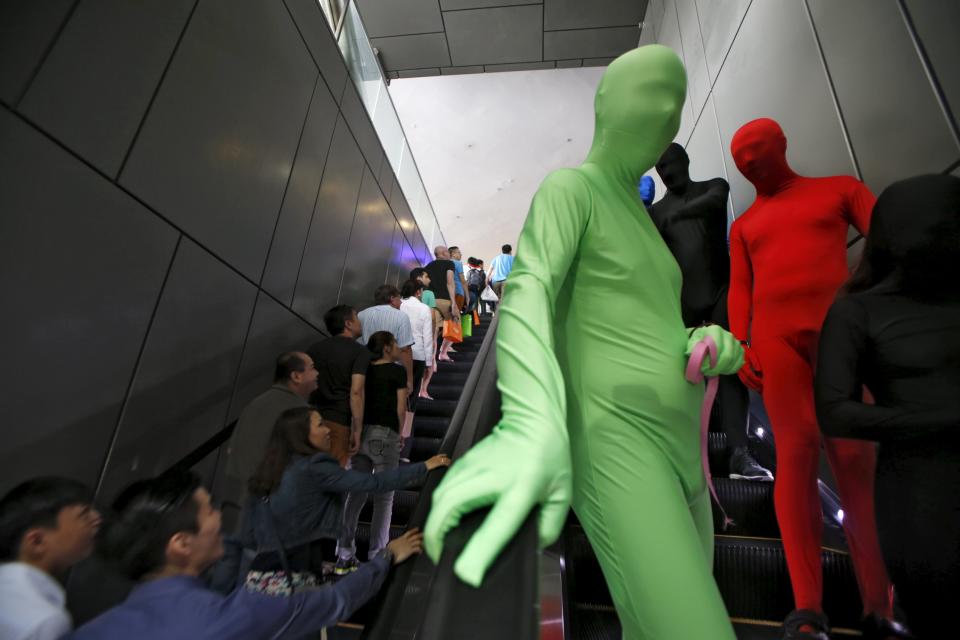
[861,614,914,640]
[333,557,359,576]
[729,446,774,481]
[783,609,830,640]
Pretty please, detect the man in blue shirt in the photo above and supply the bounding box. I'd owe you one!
[487,244,515,302]
[70,471,423,639]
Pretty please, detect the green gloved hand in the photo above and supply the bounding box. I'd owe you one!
[686,325,744,376]
[424,423,572,587]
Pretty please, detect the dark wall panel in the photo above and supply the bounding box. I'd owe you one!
[0,0,75,105]
[0,107,178,493]
[98,239,257,499]
[906,0,960,132]
[284,0,349,103]
[388,183,417,235]
[120,0,316,280]
[387,221,403,287]
[226,292,324,425]
[262,77,339,305]
[294,116,367,326]
[339,168,397,309]
[19,0,196,176]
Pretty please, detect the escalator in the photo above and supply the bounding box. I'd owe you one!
[356,318,867,639]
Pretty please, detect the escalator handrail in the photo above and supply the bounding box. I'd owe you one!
[362,315,541,639]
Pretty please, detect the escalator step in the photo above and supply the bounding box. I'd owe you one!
[412,415,449,439]
[414,399,459,417]
[714,536,861,628]
[356,489,419,527]
[409,435,442,461]
[429,371,469,385]
[426,384,462,401]
[709,431,729,477]
[436,360,474,374]
[712,478,778,538]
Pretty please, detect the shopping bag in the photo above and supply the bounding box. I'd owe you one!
[480,285,498,302]
[442,319,463,343]
[461,314,473,338]
[473,310,480,325]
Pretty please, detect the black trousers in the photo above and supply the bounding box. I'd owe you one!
[875,438,960,638]
[683,287,750,451]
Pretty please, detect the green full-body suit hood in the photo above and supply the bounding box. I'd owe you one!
[425,45,742,639]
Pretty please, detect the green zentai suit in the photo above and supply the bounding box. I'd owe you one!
[425,46,742,639]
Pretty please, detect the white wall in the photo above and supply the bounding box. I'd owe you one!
[389,66,604,265]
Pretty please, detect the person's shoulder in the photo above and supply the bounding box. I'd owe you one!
[703,177,730,192]
[807,174,863,193]
[538,168,591,195]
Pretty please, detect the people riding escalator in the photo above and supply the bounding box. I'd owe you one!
[816,174,960,639]
[651,142,773,482]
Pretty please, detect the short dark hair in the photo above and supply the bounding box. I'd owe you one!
[98,471,201,579]
[248,407,320,498]
[502,244,512,254]
[400,279,423,299]
[0,477,93,561]
[323,304,356,335]
[273,351,307,383]
[409,267,426,281]
[367,331,396,359]
[374,284,401,305]
[467,257,478,266]
[449,246,459,253]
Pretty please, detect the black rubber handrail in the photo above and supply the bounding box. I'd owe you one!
[363,315,540,640]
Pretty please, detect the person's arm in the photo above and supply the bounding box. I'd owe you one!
[671,178,730,221]
[425,169,588,587]
[230,552,393,637]
[446,268,460,319]
[311,454,429,493]
[728,220,761,390]
[842,177,876,236]
[815,297,953,441]
[459,268,468,300]
[397,384,408,434]
[349,374,364,453]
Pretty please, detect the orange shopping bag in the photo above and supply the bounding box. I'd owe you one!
[473,310,480,325]
[442,319,463,343]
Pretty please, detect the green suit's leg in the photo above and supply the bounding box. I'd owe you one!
[571,430,734,640]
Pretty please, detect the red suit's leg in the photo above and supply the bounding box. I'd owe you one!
[754,335,825,611]
[823,438,894,617]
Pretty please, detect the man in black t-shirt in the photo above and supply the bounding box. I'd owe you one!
[307,305,370,467]
[424,246,460,362]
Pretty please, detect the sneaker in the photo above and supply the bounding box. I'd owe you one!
[729,447,774,481]
[333,557,359,576]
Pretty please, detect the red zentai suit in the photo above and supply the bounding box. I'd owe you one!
[727,118,893,617]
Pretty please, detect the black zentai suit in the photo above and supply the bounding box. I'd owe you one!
[815,175,960,638]
[651,143,750,453]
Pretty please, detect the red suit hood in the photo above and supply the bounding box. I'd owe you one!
[730,118,799,197]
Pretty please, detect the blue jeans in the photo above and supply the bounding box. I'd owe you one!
[337,425,401,560]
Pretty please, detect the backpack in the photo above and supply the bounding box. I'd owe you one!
[467,267,485,291]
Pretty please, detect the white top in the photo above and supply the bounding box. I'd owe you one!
[400,297,435,363]
[0,562,72,640]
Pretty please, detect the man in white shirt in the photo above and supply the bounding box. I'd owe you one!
[357,285,416,396]
[0,477,101,639]
[399,279,435,442]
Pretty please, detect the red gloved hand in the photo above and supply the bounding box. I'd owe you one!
[738,344,763,392]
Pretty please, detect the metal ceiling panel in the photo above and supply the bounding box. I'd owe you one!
[544,0,647,31]
[372,32,452,69]
[442,0,540,10]
[355,0,443,39]
[485,61,557,72]
[398,67,442,78]
[444,4,543,66]
[543,26,639,60]
[441,65,485,74]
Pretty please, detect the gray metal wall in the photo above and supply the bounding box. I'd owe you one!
[640,0,960,222]
[0,0,428,498]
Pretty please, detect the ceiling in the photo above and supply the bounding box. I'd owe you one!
[355,0,649,78]
[389,66,606,264]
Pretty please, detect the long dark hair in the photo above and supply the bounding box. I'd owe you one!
[247,407,320,497]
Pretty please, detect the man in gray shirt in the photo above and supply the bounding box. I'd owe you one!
[222,352,318,501]
[358,285,415,395]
